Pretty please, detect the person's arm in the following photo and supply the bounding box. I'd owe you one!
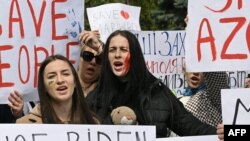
[217,123,224,141]
[79,30,104,54]
[8,90,24,118]
[161,85,216,136]
[171,97,216,136]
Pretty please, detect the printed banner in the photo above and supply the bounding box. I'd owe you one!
[134,31,186,96]
[134,31,247,97]
[227,71,248,88]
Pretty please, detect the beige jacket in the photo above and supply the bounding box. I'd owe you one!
[16,104,42,123]
[16,104,100,124]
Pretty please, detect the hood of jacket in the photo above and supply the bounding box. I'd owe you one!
[29,104,42,117]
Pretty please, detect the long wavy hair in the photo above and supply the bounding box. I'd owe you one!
[38,54,98,124]
[97,30,156,108]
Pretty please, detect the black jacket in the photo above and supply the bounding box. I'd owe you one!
[140,80,216,137]
[87,79,216,138]
[0,104,16,123]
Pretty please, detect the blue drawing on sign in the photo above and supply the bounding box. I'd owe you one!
[65,8,82,39]
[78,21,82,33]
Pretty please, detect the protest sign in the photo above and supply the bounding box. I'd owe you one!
[0,124,155,141]
[133,30,186,96]
[134,31,247,97]
[186,0,250,72]
[227,71,248,88]
[87,3,141,42]
[221,88,250,125]
[0,0,83,103]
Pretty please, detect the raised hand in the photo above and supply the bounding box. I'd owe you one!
[79,30,103,53]
[8,90,24,118]
[217,123,224,141]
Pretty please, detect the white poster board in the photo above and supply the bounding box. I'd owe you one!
[0,124,156,141]
[186,0,250,72]
[134,30,250,132]
[221,88,250,124]
[134,30,185,96]
[134,31,247,97]
[0,0,83,103]
[87,3,141,42]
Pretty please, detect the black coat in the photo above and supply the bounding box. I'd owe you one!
[0,104,16,123]
[87,79,216,138]
[139,80,216,137]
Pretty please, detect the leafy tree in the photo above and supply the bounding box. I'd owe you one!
[84,0,187,30]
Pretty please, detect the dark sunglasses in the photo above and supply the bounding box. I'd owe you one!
[80,51,102,65]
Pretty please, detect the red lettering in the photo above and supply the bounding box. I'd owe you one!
[0,45,14,87]
[205,0,232,12]
[246,23,250,52]
[205,0,243,12]
[66,42,79,64]
[220,17,247,59]
[9,0,24,38]
[34,46,49,87]
[27,0,46,37]
[171,58,177,73]
[51,44,55,55]
[52,0,68,40]
[238,0,243,9]
[197,18,216,61]
[18,45,30,84]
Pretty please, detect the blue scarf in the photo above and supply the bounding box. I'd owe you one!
[183,84,207,96]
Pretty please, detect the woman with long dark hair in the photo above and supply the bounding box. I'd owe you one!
[89,30,216,137]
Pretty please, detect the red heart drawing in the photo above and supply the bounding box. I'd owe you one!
[120,10,129,20]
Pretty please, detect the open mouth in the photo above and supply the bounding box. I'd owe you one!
[191,76,199,81]
[56,86,67,91]
[113,61,123,71]
[87,67,95,73]
[190,76,200,85]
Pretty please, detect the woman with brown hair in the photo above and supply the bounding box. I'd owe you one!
[16,54,99,124]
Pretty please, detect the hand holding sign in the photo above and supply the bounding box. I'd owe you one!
[8,90,24,118]
[217,124,224,141]
[79,30,103,53]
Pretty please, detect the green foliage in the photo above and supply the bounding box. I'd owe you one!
[84,0,187,30]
